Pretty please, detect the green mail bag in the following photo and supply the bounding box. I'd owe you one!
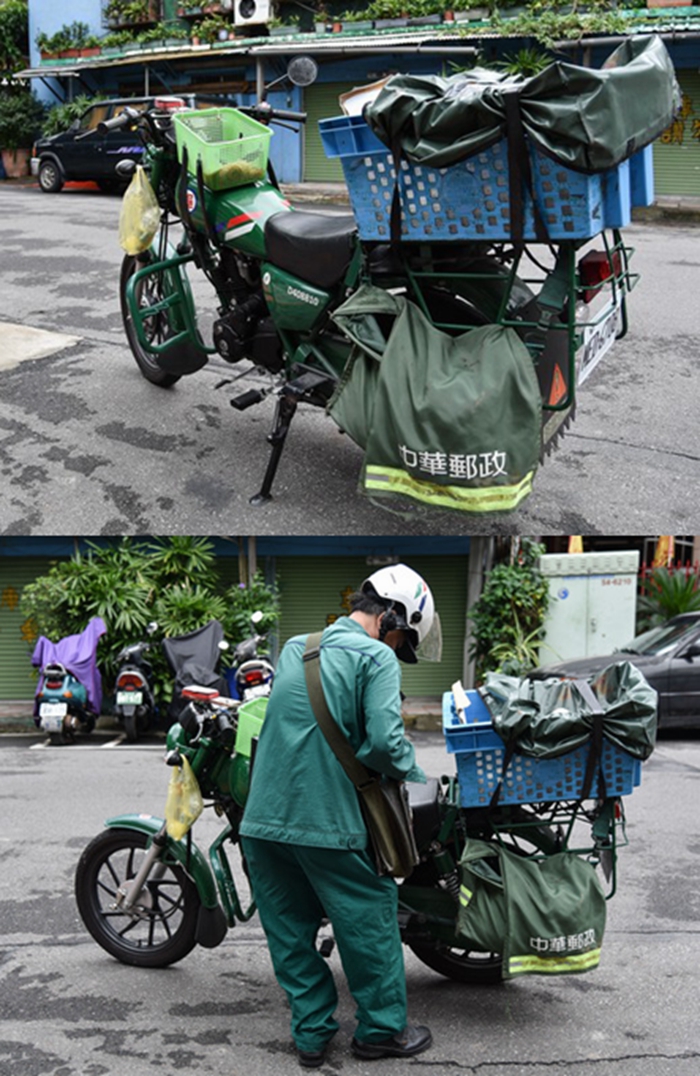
[330,286,541,514]
[482,661,658,760]
[457,839,607,979]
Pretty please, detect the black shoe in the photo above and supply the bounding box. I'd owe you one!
[297,1045,327,1068]
[351,1024,433,1060]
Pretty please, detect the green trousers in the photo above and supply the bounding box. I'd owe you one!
[242,837,407,1052]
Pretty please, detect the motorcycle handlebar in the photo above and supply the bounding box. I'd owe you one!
[238,104,307,125]
[97,108,142,136]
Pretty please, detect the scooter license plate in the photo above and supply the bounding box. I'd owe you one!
[117,690,143,705]
[39,702,67,731]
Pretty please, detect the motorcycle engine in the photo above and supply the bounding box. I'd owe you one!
[213,296,284,374]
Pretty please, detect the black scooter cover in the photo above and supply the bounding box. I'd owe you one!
[162,620,228,720]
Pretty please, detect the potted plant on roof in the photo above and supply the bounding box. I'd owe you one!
[314,4,331,31]
[365,0,409,28]
[80,34,103,58]
[339,8,374,29]
[407,0,443,25]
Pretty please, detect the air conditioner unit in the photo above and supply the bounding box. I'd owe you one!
[234,0,272,26]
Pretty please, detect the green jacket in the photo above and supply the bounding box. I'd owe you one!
[240,617,426,850]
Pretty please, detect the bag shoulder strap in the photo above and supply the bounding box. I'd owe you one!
[303,632,374,790]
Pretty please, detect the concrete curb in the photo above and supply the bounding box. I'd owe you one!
[0,698,444,734]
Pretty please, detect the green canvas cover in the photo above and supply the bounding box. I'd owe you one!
[457,839,607,978]
[364,35,680,174]
[482,661,658,760]
[329,285,541,514]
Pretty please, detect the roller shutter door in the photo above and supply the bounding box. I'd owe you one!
[304,80,359,181]
[0,558,55,700]
[275,554,468,696]
[653,71,700,197]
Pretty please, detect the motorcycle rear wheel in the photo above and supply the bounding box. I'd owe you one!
[75,828,199,967]
[406,807,559,984]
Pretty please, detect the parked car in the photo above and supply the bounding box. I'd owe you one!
[533,612,700,731]
[30,95,214,194]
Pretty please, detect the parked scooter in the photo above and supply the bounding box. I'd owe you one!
[32,617,107,746]
[229,610,275,702]
[162,619,230,723]
[113,621,159,742]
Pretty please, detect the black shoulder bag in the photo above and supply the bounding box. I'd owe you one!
[302,631,419,879]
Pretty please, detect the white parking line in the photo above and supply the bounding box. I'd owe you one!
[103,735,126,748]
[29,739,163,751]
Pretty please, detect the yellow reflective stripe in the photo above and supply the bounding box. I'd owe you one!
[459,884,473,908]
[364,465,535,513]
[508,948,602,976]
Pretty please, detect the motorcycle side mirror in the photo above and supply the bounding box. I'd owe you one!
[251,610,264,626]
[146,621,159,635]
[286,56,318,88]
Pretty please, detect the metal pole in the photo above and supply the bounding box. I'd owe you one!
[256,57,265,102]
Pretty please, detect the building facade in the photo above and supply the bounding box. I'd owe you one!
[19,0,700,193]
[0,535,472,702]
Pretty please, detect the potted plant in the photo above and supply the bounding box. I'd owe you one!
[340,9,374,29]
[407,0,443,25]
[0,91,46,178]
[80,34,103,57]
[365,0,410,28]
[192,14,231,41]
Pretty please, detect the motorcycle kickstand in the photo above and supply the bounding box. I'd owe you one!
[250,388,298,506]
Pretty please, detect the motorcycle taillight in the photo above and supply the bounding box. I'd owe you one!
[117,672,146,691]
[578,249,622,304]
[244,670,265,686]
[45,678,63,690]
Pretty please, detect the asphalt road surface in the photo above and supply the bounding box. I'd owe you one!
[1,185,699,535]
[0,727,698,1076]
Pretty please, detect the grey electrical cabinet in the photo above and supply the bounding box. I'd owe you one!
[538,551,640,664]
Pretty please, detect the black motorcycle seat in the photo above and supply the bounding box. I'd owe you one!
[265,210,357,291]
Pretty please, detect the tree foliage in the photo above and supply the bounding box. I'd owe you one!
[469,538,549,679]
[20,538,280,702]
[0,0,28,76]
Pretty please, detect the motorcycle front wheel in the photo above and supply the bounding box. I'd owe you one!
[120,255,182,388]
[75,828,200,967]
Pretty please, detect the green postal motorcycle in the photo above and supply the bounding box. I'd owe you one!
[103,68,635,509]
[74,687,634,984]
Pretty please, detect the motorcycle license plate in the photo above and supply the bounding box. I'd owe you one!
[577,294,624,386]
[39,702,67,731]
[245,685,269,700]
[117,690,143,705]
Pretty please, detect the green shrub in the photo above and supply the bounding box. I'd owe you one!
[20,537,280,704]
[0,88,45,149]
[469,538,549,680]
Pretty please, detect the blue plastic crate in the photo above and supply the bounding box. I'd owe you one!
[442,690,642,808]
[320,114,637,242]
[630,145,654,207]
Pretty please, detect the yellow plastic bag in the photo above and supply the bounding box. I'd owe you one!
[164,756,203,840]
[118,165,161,255]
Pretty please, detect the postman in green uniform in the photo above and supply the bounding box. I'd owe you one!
[240,564,441,1068]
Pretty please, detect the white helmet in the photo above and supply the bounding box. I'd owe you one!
[362,564,441,664]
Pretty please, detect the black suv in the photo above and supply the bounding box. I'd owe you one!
[31,95,203,194]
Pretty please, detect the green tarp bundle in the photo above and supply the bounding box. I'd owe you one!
[364,35,680,175]
[329,285,541,514]
[482,661,658,760]
[457,839,607,978]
